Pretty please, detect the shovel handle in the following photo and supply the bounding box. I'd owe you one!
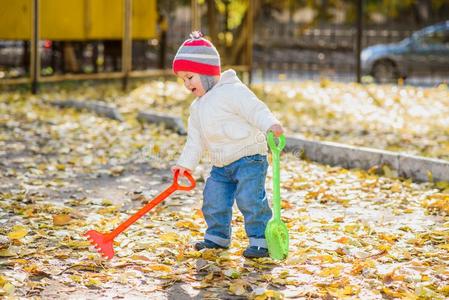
[268,132,284,221]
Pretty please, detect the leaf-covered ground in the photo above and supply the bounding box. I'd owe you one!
[23,78,449,160]
[1,83,449,299]
[125,79,449,161]
[253,80,449,161]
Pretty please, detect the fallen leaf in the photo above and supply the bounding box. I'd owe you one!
[159,232,180,242]
[53,214,72,226]
[148,264,172,273]
[7,225,28,240]
[229,280,248,296]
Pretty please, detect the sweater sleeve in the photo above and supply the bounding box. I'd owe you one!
[230,85,281,133]
[176,103,205,171]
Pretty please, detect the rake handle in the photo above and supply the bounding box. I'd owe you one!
[107,170,195,239]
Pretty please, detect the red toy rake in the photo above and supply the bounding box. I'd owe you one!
[85,170,196,259]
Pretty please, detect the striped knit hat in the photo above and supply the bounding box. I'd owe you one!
[172,31,221,76]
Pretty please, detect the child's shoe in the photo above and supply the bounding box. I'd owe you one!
[194,239,228,250]
[243,246,269,258]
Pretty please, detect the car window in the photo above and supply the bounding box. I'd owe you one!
[415,29,449,47]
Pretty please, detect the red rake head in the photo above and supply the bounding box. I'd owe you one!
[85,230,115,260]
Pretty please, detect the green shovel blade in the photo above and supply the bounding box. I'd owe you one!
[265,132,289,260]
[265,218,289,260]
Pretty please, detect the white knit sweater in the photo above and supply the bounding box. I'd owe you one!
[177,69,280,170]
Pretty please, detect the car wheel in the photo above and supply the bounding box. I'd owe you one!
[372,60,399,84]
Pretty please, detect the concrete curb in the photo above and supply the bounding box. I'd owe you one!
[50,100,124,121]
[44,100,449,183]
[285,135,449,183]
[137,111,187,135]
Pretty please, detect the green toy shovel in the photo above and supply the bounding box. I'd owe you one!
[265,131,289,260]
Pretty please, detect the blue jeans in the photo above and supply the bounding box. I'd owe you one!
[202,154,272,248]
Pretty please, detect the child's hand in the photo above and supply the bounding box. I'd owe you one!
[268,124,284,137]
[171,165,192,176]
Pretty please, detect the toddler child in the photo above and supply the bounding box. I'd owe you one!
[171,32,284,258]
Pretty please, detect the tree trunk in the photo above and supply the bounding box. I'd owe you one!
[229,0,262,65]
[206,0,219,47]
[414,0,431,25]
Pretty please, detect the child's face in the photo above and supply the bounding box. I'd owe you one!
[177,71,205,97]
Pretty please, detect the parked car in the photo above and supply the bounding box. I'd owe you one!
[361,21,449,83]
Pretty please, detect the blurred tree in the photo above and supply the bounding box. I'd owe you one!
[254,0,448,25]
[206,0,219,45]
[317,0,332,23]
[215,0,248,30]
[361,0,448,25]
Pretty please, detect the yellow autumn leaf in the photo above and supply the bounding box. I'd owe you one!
[333,216,344,223]
[390,183,401,193]
[415,285,443,299]
[192,209,203,220]
[7,225,28,240]
[439,285,449,296]
[382,165,398,178]
[296,224,307,232]
[148,264,172,273]
[130,255,151,261]
[313,254,335,263]
[438,244,449,251]
[427,171,433,182]
[229,280,248,296]
[69,275,83,283]
[377,244,391,252]
[202,272,214,282]
[201,249,218,261]
[53,214,72,226]
[0,282,15,296]
[382,287,407,298]
[344,224,359,233]
[159,232,180,242]
[175,220,199,230]
[319,265,343,277]
[102,199,114,206]
[84,277,101,287]
[334,236,349,244]
[23,264,42,275]
[343,285,360,295]
[253,289,284,300]
[378,233,398,243]
[436,181,449,190]
[422,193,449,214]
[351,259,375,275]
[97,206,117,215]
[328,285,359,297]
[281,200,293,209]
[285,255,306,265]
[0,248,17,257]
[62,240,91,249]
[184,250,202,258]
